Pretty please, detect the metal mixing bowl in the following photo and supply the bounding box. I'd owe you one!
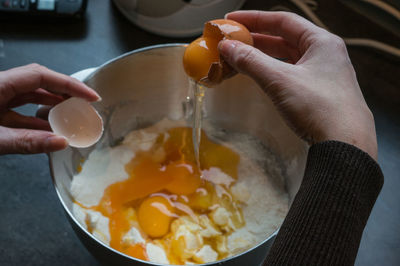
[48,44,308,266]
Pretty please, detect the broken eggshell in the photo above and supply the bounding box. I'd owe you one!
[183,19,253,86]
[48,97,104,148]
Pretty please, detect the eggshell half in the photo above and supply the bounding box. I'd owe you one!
[204,19,253,46]
[49,97,103,148]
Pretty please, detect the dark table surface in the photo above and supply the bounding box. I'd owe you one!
[0,0,399,265]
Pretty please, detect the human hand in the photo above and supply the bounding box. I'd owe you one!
[218,11,377,159]
[0,64,100,154]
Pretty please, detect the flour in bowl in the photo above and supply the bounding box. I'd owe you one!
[71,118,288,264]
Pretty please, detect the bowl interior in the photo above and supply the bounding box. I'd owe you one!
[49,44,308,265]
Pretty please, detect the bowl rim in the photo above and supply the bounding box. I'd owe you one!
[49,43,279,266]
[82,43,188,84]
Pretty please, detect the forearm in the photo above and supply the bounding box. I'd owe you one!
[264,141,383,266]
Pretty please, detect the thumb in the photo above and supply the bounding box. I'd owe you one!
[219,39,289,89]
[0,126,68,154]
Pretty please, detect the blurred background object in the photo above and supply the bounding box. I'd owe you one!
[340,0,400,38]
[269,0,400,58]
[112,0,246,37]
[0,1,399,266]
[0,0,88,19]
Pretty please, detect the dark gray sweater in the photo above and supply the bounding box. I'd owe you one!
[263,141,384,266]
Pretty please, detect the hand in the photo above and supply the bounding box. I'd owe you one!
[0,64,100,154]
[219,11,377,159]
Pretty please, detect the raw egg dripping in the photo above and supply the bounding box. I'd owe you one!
[183,20,253,168]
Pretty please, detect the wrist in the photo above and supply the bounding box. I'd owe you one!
[318,134,378,161]
[316,110,378,160]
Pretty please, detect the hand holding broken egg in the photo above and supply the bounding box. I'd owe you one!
[183,19,253,86]
[0,64,100,154]
[218,11,377,160]
[183,11,376,160]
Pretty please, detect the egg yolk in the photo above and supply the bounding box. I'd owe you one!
[183,37,221,82]
[183,19,253,84]
[125,244,147,261]
[164,161,202,195]
[138,196,175,238]
[78,127,241,263]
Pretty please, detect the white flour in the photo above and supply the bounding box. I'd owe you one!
[217,131,289,252]
[71,118,289,262]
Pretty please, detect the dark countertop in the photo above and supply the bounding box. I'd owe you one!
[0,1,399,265]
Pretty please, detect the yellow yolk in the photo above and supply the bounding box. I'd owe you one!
[183,19,253,84]
[138,196,175,238]
[188,186,214,212]
[165,161,202,195]
[183,37,221,82]
[78,127,241,263]
[163,127,239,179]
[93,157,174,253]
[125,244,147,261]
[76,158,85,173]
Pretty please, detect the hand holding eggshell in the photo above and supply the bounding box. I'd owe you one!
[0,64,101,154]
[49,97,103,148]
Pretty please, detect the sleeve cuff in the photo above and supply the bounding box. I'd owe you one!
[306,140,383,213]
[263,140,383,266]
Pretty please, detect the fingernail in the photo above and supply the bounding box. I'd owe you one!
[82,83,101,102]
[45,135,68,151]
[92,91,101,101]
[224,13,231,19]
[219,39,238,58]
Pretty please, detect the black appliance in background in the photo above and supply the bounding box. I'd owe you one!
[0,0,88,19]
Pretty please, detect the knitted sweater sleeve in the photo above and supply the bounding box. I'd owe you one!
[263,141,384,266]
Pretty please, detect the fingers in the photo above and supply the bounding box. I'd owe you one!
[226,11,324,50]
[0,126,67,154]
[252,33,301,63]
[0,64,100,107]
[0,110,51,131]
[219,39,291,90]
[7,88,64,108]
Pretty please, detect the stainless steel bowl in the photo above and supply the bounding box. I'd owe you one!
[49,44,308,266]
